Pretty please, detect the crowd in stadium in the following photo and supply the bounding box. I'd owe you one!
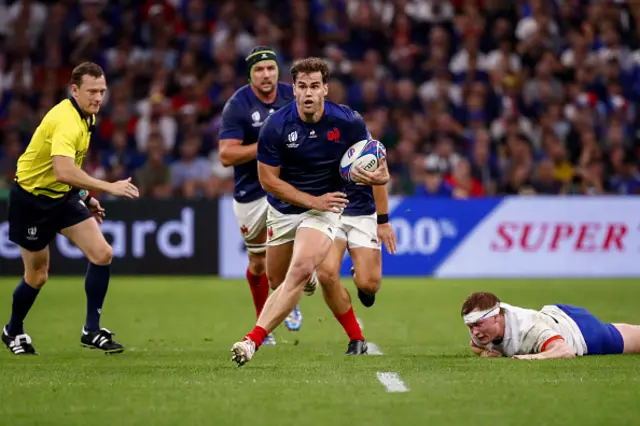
[1,0,640,200]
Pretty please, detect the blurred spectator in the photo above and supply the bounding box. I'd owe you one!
[445,157,485,198]
[101,128,144,181]
[170,132,215,199]
[414,157,454,198]
[469,129,500,195]
[0,129,21,199]
[135,133,173,199]
[424,134,461,175]
[610,152,640,194]
[1,0,640,200]
[531,158,564,195]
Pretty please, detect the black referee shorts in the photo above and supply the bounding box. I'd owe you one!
[8,183,93,252]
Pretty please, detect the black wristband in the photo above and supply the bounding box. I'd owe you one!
[85,194,93,204]
[377,213,389,224]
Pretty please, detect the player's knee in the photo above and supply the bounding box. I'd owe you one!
[288,258,315,288]
[266,273,282,290]
[248,254,266,276]
[317,267,339,288]
[357,273,381,294]
[25,267,48,288]
[89,244,113,266]
[266,261,286,290]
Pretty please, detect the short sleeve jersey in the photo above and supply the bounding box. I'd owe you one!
[257,101,369,214]
[16,97,94,198]
[219,82,294,203]
[471,303,588,357]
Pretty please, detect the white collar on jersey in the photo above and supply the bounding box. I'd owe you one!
[463,304,501,325]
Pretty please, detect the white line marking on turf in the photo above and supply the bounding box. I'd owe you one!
[357,318,407,392]
[376,372,409,393]
[367,342,383,355]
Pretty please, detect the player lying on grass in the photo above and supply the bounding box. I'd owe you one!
[461,291,640,359]
[231,57,389,366]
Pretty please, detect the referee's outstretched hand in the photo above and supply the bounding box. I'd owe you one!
[108,177,140,199]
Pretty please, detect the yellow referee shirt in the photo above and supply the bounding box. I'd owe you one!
[15,97,95,198]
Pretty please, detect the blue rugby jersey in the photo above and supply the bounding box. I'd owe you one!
[219,82,294,203]
[257,101,369,214]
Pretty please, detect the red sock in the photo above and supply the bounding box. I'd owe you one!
[246,269,269,319]
[244,326,268,350]
[335,307,364,341]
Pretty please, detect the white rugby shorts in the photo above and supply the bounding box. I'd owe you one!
[336,213,380,250]
[266,205,341,246]
[233,196,268,242]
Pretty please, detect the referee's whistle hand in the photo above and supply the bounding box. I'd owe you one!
[108,177,140,199]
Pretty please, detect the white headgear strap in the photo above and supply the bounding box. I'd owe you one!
[463,304,501,325]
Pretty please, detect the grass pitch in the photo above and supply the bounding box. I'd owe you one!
[1,276,639,426]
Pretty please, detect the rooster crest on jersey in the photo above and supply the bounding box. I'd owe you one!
[339,139,386,182]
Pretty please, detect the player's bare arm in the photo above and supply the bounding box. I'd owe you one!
[512,339,576,360]
[258,161,348,212]
[219,138,258,167]
[372,183,396,254]
[52,156,139,199]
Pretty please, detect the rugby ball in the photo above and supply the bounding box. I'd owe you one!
[339,139,386,182]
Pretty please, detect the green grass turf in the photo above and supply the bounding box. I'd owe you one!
[1,277,639,426]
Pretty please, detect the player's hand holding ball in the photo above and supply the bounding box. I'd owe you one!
[352,157,389,186]
[340,140,389,186]
[108,177,140,199]
[312,192,349,213]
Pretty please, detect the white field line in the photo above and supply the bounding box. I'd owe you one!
[359,318,410,392]
[376,372,410,393]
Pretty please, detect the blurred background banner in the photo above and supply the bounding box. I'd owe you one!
[218,195,247,278]
[339,196,502,277]
[432,196,640,278]
[0,199,219,275]
[218,196,640,278]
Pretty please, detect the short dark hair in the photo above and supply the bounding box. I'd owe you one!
[290,57,329,84]
[71,62,105,87]
[461,292,500,317]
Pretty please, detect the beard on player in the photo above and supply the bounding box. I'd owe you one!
[250,61,278,97]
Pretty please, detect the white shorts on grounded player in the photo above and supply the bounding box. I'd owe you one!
[233,196,269,242]
[336,213,380,250]
[266,205,340,246]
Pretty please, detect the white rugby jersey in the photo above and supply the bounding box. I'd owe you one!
[471,303,588,357]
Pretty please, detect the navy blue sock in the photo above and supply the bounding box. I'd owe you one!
[7,278,40,336]
[84,263,111,332]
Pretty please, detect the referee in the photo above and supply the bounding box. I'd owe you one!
[2,62,139,355]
